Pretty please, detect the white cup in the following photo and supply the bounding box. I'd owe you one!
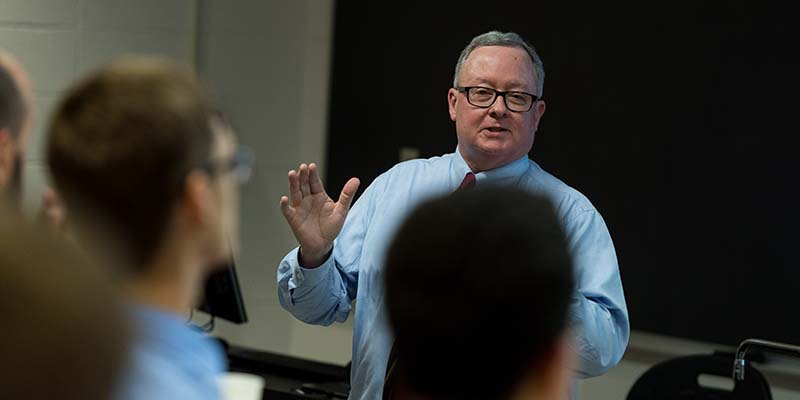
[217,372,265,400]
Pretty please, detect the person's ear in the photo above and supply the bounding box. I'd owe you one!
[181,170,212,225]
[447,88,458,122]
[510,333,574,400]
[544,334,573,397]
[532,99,546,133]
[0,129,14,187]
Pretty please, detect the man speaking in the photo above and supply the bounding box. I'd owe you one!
[277,31,629,399]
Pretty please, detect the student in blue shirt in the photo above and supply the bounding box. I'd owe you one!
[278,31,629,399]
[47,58,248,400]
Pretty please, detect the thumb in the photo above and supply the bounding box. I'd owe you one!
[337,177,360,212]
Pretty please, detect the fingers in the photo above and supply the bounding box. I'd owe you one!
[298,163,311,197]
[287,162,322,207]
[279,195,294,220]
[308,163,325,195]
[337,177,361,211]
[288,169,303,206]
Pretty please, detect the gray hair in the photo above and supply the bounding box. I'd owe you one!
[453,31,545,97]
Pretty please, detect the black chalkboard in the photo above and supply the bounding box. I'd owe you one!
[326,0,800,347]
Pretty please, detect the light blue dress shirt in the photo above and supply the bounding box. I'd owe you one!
[116,305,227,400]
[278,149,629,400]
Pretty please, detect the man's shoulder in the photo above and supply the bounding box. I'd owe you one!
[388,152,454,173]
[120,326,223,399]
[370,152,454,186]
[358,153,454,202]
[117,352,218,400]
[523,160,596,214]
[128,305,226,372]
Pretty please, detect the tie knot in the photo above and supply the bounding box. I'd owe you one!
[457,172,476,192]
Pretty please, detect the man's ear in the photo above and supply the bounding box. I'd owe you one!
[180,170,212,225]
[448,88,458,122]
[0,129,14,187]
[532,99,546,133]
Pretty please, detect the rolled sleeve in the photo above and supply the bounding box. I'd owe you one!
[565,209,630,378]
[277,247,352,326]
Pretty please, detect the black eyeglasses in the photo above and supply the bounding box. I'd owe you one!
[200,146,255,185]
[456,86,539,112]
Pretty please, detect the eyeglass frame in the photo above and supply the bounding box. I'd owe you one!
[455,86,540,112]
[199,145,255,185]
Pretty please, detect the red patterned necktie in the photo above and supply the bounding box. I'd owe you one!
[383,172,476,399]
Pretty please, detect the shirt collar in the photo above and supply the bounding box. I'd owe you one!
[450,146,530,188]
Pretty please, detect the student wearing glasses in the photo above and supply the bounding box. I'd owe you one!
[46,57,252,400]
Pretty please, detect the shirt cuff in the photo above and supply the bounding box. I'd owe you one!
[291,247,336,287]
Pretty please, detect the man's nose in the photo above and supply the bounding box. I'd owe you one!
[488,94,509,117]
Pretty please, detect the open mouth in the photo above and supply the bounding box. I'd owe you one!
[484,127,509,133]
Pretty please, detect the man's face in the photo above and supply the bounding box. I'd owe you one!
[448,46,546,172]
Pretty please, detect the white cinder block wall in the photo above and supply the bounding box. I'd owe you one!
[3,1,798,398]
[0,0,196,214]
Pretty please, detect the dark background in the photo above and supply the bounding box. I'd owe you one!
[326,0,800,347]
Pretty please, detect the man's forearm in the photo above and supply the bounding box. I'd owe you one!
[277,247,352,326]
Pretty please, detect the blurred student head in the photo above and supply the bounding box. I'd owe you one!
[46,55,247,400]
[0,202,129,400]
[0,51,33,203]
[385,187,575,400]
[46,57,241,295]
